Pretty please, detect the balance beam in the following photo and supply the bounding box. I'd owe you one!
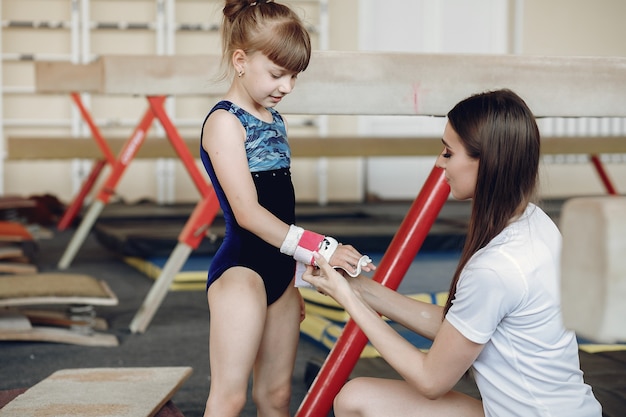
[7,135,626,160]
[35,51,626,117]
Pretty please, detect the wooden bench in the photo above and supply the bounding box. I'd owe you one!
[0,367,191,417]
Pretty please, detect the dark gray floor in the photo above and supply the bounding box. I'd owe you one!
[1,199,624,416]
[0,227,340,417]
[0,201,467,417]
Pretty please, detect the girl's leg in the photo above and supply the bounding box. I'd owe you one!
[252,285,302,417]
[204,267,268,417]
[334,377,484,417]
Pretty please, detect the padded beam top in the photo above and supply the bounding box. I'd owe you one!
[34,51,626,117]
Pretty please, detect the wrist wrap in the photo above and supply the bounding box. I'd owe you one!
[280,225,338,265]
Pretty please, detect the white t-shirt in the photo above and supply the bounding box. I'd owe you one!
[446,204,602,417]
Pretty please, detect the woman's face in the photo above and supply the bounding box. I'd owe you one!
[436,122,479,200]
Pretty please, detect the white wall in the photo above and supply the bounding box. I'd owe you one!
[355,0,626,200]
[357,0,509,200]
[522,0,626,197]
[2,0,625,204]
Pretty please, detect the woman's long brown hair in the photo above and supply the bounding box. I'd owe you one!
[443,89,541,316]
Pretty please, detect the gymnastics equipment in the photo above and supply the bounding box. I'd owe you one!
[0,273,118,346]
[24,51,626,416]
[560,196,626,343]
[0,367,191,417]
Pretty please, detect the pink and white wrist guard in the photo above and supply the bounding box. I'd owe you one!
[280,225,338,265]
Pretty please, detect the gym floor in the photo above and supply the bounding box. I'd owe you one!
[0,200,624,417]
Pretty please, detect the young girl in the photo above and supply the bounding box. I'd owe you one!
[200,1,374,416]
[303,89,602,417]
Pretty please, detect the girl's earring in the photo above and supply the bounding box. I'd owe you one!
[238,70,244,78]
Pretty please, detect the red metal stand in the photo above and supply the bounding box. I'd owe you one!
[57,93,118,230]
[57,94,219,266]
[145,96,220,248]
[94,99,159,204]
[296,165,450,417]
[57,159,107,230]
[590,155,618,195]
[55,93,221,331]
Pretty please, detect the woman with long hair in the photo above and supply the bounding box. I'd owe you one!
[303,89,601,417]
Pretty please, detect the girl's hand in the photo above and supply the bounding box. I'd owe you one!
[328,244,376,277]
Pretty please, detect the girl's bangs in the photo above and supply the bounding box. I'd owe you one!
[261,22,311,72]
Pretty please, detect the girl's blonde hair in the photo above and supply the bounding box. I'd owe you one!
[221,0,311,78]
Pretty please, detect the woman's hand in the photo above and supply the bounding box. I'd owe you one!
[328,244,376,277]
[303,253,355,303]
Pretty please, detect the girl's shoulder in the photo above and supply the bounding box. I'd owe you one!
[209,100,238,115]
[206,100,251,129]
[211,101,283,127]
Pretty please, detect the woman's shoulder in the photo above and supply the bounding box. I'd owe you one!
[470,204,560,270]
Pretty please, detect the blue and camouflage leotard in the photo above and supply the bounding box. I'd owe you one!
[200,101,296,305]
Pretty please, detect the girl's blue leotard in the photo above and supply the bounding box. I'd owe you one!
[200,101,296,305]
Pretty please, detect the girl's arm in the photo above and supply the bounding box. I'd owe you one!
[202,110,373,273]
[202,109,290,247]
[304,254,484,399]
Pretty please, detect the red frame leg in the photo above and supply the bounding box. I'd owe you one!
[58,100,158,268]
[146,96,220,248]
[590,155,618,195]
[57,93,118,230]
[129,97,220,333]
[57,159,107,230]
[296,165,450,417]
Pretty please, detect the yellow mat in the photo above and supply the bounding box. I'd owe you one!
[124,256,207,291]
[298,288,626,355]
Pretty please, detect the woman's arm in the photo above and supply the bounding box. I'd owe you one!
[349,274,444,340]
[304,255,484,399]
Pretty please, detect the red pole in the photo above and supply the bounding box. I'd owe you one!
[95,102,157,204]
[147,96,213,196]
[590,155,618,195]
[57,93,118,230]
[296,165,450,417]
[70,92,117,164]
[57,159,107,230]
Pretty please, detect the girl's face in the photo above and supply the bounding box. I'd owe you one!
[239,52,299,109]
[436,122,479,200]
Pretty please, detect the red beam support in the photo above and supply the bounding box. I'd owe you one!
[590,155,618,195]
[296,165,451,417]
[146,96,220,248]
[57,93,118,230]
[57,159,107,230]
[70,92,117,165]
